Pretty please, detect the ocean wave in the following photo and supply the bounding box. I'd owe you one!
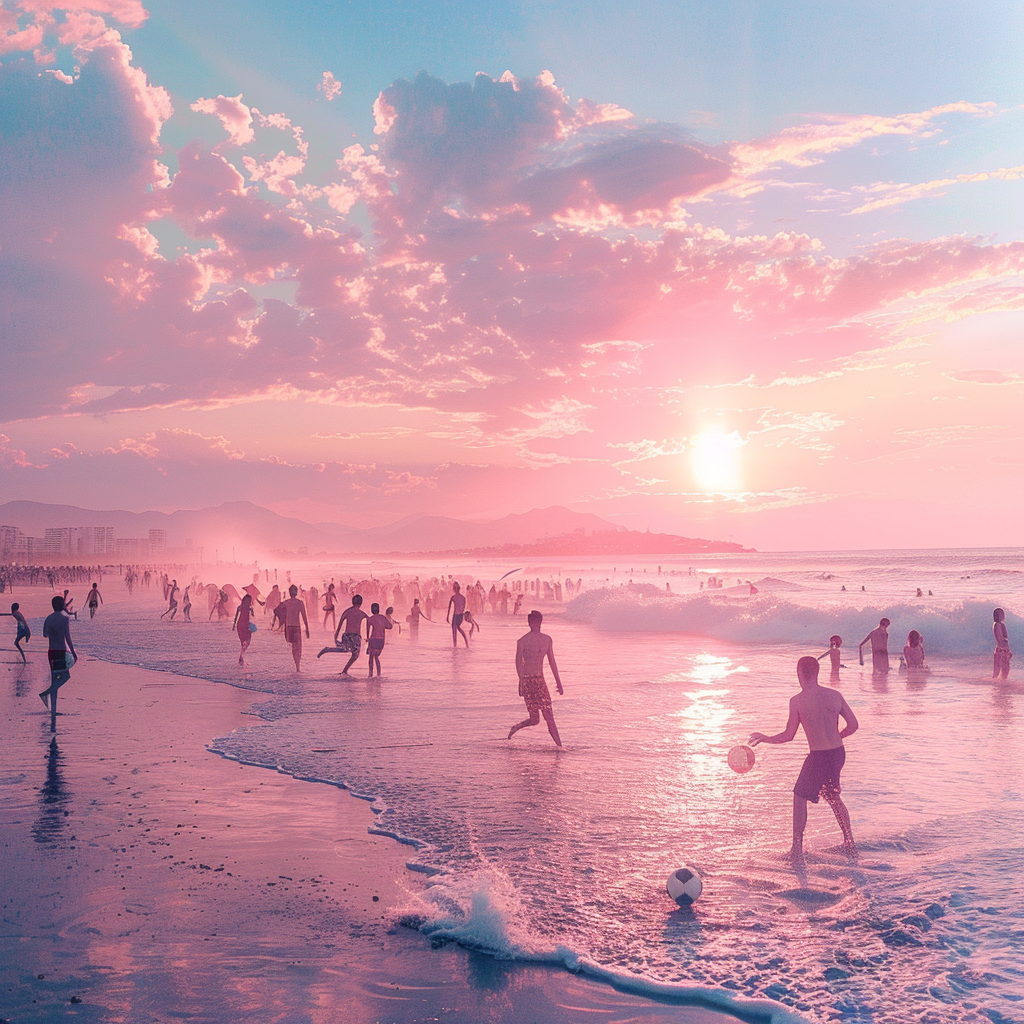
[401,868,807,1024]
[565,589,1022,656]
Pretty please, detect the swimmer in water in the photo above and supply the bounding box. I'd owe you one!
[818,635,844,681]
[507,610,564,747]
[859,618,890,674]
[750,656,859,866]
[903,630,925,671]
[993,608,1012,681]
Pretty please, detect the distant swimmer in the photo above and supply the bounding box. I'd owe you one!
[817,635,844,681]
[993,608,1012,680]
[86,583,103,619]
[278,585,309,672]
[507,610,564,747]
[1,602,30,662]
[859,618,890,674]
[160,580,179,621]
[750,656,859,866]
[323,594,368,676]
[322,583,338,632]
[447,582,469,648]
[365,602,392,677]
[40,595,78,728]
[916,588,924,598]
[233,592,255,666]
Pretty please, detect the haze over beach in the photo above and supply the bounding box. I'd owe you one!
[1,2,1023,1023]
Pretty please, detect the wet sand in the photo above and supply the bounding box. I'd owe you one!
[0,651,754,1024]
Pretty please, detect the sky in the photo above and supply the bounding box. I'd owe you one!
[1,0,1022,550]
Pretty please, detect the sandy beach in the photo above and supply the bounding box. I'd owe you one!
[1,648,751,1024]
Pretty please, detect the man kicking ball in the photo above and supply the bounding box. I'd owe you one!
[749,655,859,865]
[507,610,564,747]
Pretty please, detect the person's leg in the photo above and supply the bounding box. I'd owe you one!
[822,784,857,858]
[541,708,562,747]
[342,650,358,674]
[292,637,302,672]
[451,622,458,647]
[789,794,808,864]
[508,709,540,739]
[994,650,1000,679]
[458,625,469,648]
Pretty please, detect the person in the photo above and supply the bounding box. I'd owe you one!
[321,595,368,676]
[86,583,103,619]
[39,596,77,724]
[512,593,523,616]
[749,656,859,865]
[916,588,924,598]
[507,610,564,747]
[993,608,1012,680]
[903,630,925,670]
[1,602,30,662]
[365,603,392,677]
[182,585,192,622]
[265,584,282,623]
[463,608,481,637]
[161,580,179,621]
[385,605,402,635]
[277,584,309,672]
[322,583,338,631]
[407,597,429,637]
[817,635,843,681]
[233,592,256,666]
[447,582,469,648]
[858,618,890,673]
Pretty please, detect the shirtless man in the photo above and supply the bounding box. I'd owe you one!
[858,618,890,674]
[40,595,77,728]
[447,582,469,648]
[321,595,368,676]
[507,610,564,747]
[277,585,309,672]
[161,580,179,621]
[993,607,1012,680]
[1,602,30,662]
[750,655,859,865]
[86,583,103,619]
[322,583,339,632]
[365,602,392,677]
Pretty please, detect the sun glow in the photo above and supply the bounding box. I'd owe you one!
[690,429,745,493]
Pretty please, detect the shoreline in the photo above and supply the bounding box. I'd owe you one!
[1,647,787,1024]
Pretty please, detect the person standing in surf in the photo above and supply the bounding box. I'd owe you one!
[365,603,392,677]
[86,583,103,619]
[447,581,469,648]
[323,594,368,675]
[407,597,429,638]
[233,592,256,666]
[858,618,890,674]
[507,610,564,747]
[749,655,859,866]
[39,595,77,725]
[993,608,1012,680]
[817,635,843,681]
[278,584,309,673]
[322,583,339,632]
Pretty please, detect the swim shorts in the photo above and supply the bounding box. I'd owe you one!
[47,649,72,672]
[871,649,889,672]
[368,638,385,653]
[452,613,465,628]
[794,746,846,804]
[518,673,552,714]
[285,625,302,644]
[338,631,361,654]
[16,624,29,641]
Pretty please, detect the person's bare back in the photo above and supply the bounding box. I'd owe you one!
[789,685,849,751]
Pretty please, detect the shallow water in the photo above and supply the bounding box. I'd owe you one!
[52,548,1024,1024]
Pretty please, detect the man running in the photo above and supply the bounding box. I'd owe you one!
[86,583,103,619]
[321,594,368,676]
[858,618,890,674]
[1,602,30,662]
[749,655,859,866]
[507,610,564,747]
[160,580,179,621]
[278,584,309,672]
[447,581,469,648]
[40,595,77,724]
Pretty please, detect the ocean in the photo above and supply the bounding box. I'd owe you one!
[57,548,1024,1024]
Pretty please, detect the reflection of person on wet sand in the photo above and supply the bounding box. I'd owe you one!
[507,610,563,747]
[859,618,890,674]
[749,656,858,867]
[993,608,1012,680]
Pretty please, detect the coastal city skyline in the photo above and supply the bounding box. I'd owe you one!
[0,1,1021,551]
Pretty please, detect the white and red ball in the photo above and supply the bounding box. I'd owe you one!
[727,744,756,774]
[666,866,703,907]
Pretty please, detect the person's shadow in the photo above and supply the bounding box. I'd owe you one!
[31,737,72,845]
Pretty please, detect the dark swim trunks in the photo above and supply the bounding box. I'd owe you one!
[47,649,72,672]
[518,673,552,714]
[17,624,29,641]
[452,613,465,628]
[368,638,385,653]
[339,631,361,654]
[794,746,846,803]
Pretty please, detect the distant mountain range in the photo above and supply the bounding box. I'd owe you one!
[0,500,747,558]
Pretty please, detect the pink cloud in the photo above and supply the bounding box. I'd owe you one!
[317,70,341,101]
[191,94,255,147]
[848,163,1024,214]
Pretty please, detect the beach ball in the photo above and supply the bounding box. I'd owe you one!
[727,745,756,774]
[666,866,703,907]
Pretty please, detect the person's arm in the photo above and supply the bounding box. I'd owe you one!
[838,696,858,739]
[546,639,563,694]
[64,619,76,659]
[233,607,240,628]
[98,591,103,604]
[300,602,309,637]
[446,597,454,622]
[858,633,871,650]
[515,639,526,680]
[817,649,831,661]
[750,697,799,746]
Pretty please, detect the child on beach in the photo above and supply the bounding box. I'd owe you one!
[749,656,859,866]
[817,635,844,681]
[366,603,392,677]
[1,602,30,662]
[385,606,402,635]
[993,608,1012,680]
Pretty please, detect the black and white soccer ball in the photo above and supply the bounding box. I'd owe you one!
[666,866,703,907]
